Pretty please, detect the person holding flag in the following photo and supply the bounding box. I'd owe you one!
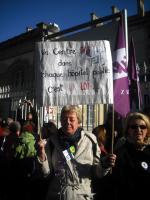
[37,105,116,200]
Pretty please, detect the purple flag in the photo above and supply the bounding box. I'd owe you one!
[113,17,130,118]
[128,36,142,110]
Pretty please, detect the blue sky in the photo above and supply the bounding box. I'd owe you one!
[0,0,150,43]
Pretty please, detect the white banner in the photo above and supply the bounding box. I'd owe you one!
[35,41,113,106]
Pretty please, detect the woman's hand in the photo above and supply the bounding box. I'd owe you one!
[101,153,116,168]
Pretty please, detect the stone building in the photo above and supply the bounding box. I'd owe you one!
[0,23,60,119]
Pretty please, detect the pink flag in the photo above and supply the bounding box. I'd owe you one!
[113,17,130,118]
[128,36,142,110]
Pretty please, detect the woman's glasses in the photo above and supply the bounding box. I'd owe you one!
[129,125,147,130]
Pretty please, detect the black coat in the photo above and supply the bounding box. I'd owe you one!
[111,141,150,200]
[95,141,150,200]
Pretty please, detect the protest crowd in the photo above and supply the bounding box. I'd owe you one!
[0,100,150,200]
[0,0,150,198]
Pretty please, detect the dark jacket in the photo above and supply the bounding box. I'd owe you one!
[111,141,150,200]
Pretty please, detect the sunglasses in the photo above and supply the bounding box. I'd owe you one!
[129,125,147,130]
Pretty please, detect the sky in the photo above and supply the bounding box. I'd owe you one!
[0,0,150,43]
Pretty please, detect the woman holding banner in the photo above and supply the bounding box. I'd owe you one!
[37,105,116,200]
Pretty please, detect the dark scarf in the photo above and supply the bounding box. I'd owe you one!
[58,127,82,150]
[126,138,148,151]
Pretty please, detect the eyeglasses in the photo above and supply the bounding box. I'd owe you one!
[129,125,147,130]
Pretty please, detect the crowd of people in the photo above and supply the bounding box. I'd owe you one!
[0,101,150,200]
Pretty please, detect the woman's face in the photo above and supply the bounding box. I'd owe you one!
[61,111,80,135]
[128,119,148,144]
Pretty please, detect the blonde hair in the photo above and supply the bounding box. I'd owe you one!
[124,112,150,142]
[60,105,82,124]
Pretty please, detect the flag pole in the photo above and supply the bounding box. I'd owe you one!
[123,9,128,63]
[110,104,115,174]
[38,109,42,140]
[111,104,115,154]
[111,9,128,153]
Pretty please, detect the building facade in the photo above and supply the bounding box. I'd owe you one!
[0,4,149,127]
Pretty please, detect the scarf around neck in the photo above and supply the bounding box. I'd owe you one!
[58,127,82,149]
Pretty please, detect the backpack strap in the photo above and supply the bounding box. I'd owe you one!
[85,132,98,158]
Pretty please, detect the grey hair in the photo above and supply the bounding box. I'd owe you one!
[60,105,82,124]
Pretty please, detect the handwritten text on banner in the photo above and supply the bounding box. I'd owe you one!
[35,41,113,106]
